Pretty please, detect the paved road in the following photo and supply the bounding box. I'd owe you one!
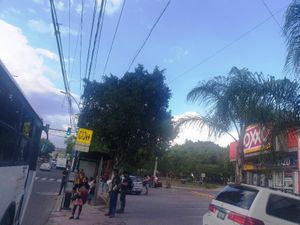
[22,168,64,225]
[111,187,213,225]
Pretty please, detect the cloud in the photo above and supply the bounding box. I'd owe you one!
[0,19,74,147]
[164,46,189,64]
[32,0,45,4]
[173,112,236,147]
[28,19,52,34]
[36,48,59,61]
[27,19,78,36]
[76,3,83,14]
[55,0,65,11]
[96,0,123,15]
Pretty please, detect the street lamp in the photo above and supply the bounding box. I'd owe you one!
[60,91,81,110]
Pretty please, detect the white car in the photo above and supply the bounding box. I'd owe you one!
[129,176,143,195]
[39,162,51,171]
[203,184,300,225]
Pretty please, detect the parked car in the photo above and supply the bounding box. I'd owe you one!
[203,184,300,225]
[128,176,143,195]
[39,162,51,171]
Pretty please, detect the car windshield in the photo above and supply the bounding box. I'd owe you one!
[215,185,258,210]
[130,176,142,182]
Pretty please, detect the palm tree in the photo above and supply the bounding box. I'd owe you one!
[284,0,300,75]
[177,67,300,184]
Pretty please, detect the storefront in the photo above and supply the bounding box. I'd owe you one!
[229,125,300,195]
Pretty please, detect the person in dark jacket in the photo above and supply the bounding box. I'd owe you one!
[117,171,132,214]
[105,169,121,218]
[58,168,68,195]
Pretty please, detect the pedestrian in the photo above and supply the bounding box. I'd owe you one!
[58,168,68,195]
[101,172,109,193]
[87,177,96,205]
[117,171,132,214]
[69,182,88,220]
[105,169,121,218]
[143,175,150,195]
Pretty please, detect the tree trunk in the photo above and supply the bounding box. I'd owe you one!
[235,128,245,184]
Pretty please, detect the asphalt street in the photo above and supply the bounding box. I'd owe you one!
[111,186,213,225]
[22,168,64,225]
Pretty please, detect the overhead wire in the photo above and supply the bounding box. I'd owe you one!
[102,0,126,77]
[68,0,71,82]
[87,0,105,81]
[260,0,283,30]
[92,0,107,80]
[49,0,74,128]
[84,0,98,80]
[125,0,171,74]
[168,4,288,84]
[79,0,84,90]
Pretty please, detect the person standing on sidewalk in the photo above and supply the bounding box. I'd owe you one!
[105,169,121,218]
[58,168,68,195]
[117,171,132,214]
[143,175,150,195]
[69,183,88,220]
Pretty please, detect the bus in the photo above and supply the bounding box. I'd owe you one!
[0,61,43,225]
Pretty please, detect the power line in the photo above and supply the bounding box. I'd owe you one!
[102,0,126,77]
[87,0,106,81]
[168,4,288,84]
[125,0,171,74]
[68,0,71,81]
[84,0,98,80]
[92,0,107,80]
[260,0,283,30]
[79,0,84,89]
[49,0,73,128]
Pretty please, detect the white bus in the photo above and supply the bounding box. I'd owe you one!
[0,61,43,225]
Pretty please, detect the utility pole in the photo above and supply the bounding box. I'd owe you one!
[153,156,158,177]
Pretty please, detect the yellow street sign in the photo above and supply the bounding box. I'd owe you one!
[76,128,93,145]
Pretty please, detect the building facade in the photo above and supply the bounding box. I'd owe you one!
[230,125,300,195]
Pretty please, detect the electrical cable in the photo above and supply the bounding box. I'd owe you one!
[92,0,107,80]
[87,0,105,80]
[125,0,171,74]
[84,0,98,80]
[168,4,288,84]
[260,0,283,30]
[102,0,126,77]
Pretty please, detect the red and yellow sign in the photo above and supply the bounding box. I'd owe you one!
[243,125,271,154]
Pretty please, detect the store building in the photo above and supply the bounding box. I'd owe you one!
[230,125,300,195]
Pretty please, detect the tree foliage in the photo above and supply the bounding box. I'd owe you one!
[40,138,55,156]
[283,0,300,75]
[79,65,174,168]
[177,67,300,184]
[159,141,234,182]
[65,135,76,155]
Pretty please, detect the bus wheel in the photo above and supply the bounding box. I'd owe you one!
[1,210,13,225]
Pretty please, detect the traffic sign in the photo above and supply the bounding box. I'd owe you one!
[76,128,93,145]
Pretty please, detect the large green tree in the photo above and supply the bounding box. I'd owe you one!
[177,67,300,184]
[40,138,55,156]
[79,65,174,169]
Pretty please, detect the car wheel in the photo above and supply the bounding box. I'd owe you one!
[1,210,13,225]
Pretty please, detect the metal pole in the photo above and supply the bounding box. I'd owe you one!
[153,156,158,177]
[94,156,103,205]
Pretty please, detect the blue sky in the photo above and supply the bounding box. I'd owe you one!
[0,0,292,147]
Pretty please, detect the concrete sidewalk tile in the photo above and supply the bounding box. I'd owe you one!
[46,204,117,225]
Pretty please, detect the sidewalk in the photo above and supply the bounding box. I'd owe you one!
[46,200,117,225]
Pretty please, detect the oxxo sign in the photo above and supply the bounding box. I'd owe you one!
[243,125,270,154]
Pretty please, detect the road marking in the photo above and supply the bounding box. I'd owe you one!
[35,177,39,180]
[41,177,47,181]
[49,178,55,182]
[57,179,62,182]
[192,191,215,199]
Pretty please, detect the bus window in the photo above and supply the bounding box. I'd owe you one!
[0,125,19,162]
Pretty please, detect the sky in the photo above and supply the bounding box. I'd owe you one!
[0,0,292,148]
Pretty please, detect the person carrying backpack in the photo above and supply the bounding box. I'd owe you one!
[69,181,89,220]
[117,171,132,214]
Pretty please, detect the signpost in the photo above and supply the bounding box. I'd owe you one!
[74,128,93,152]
